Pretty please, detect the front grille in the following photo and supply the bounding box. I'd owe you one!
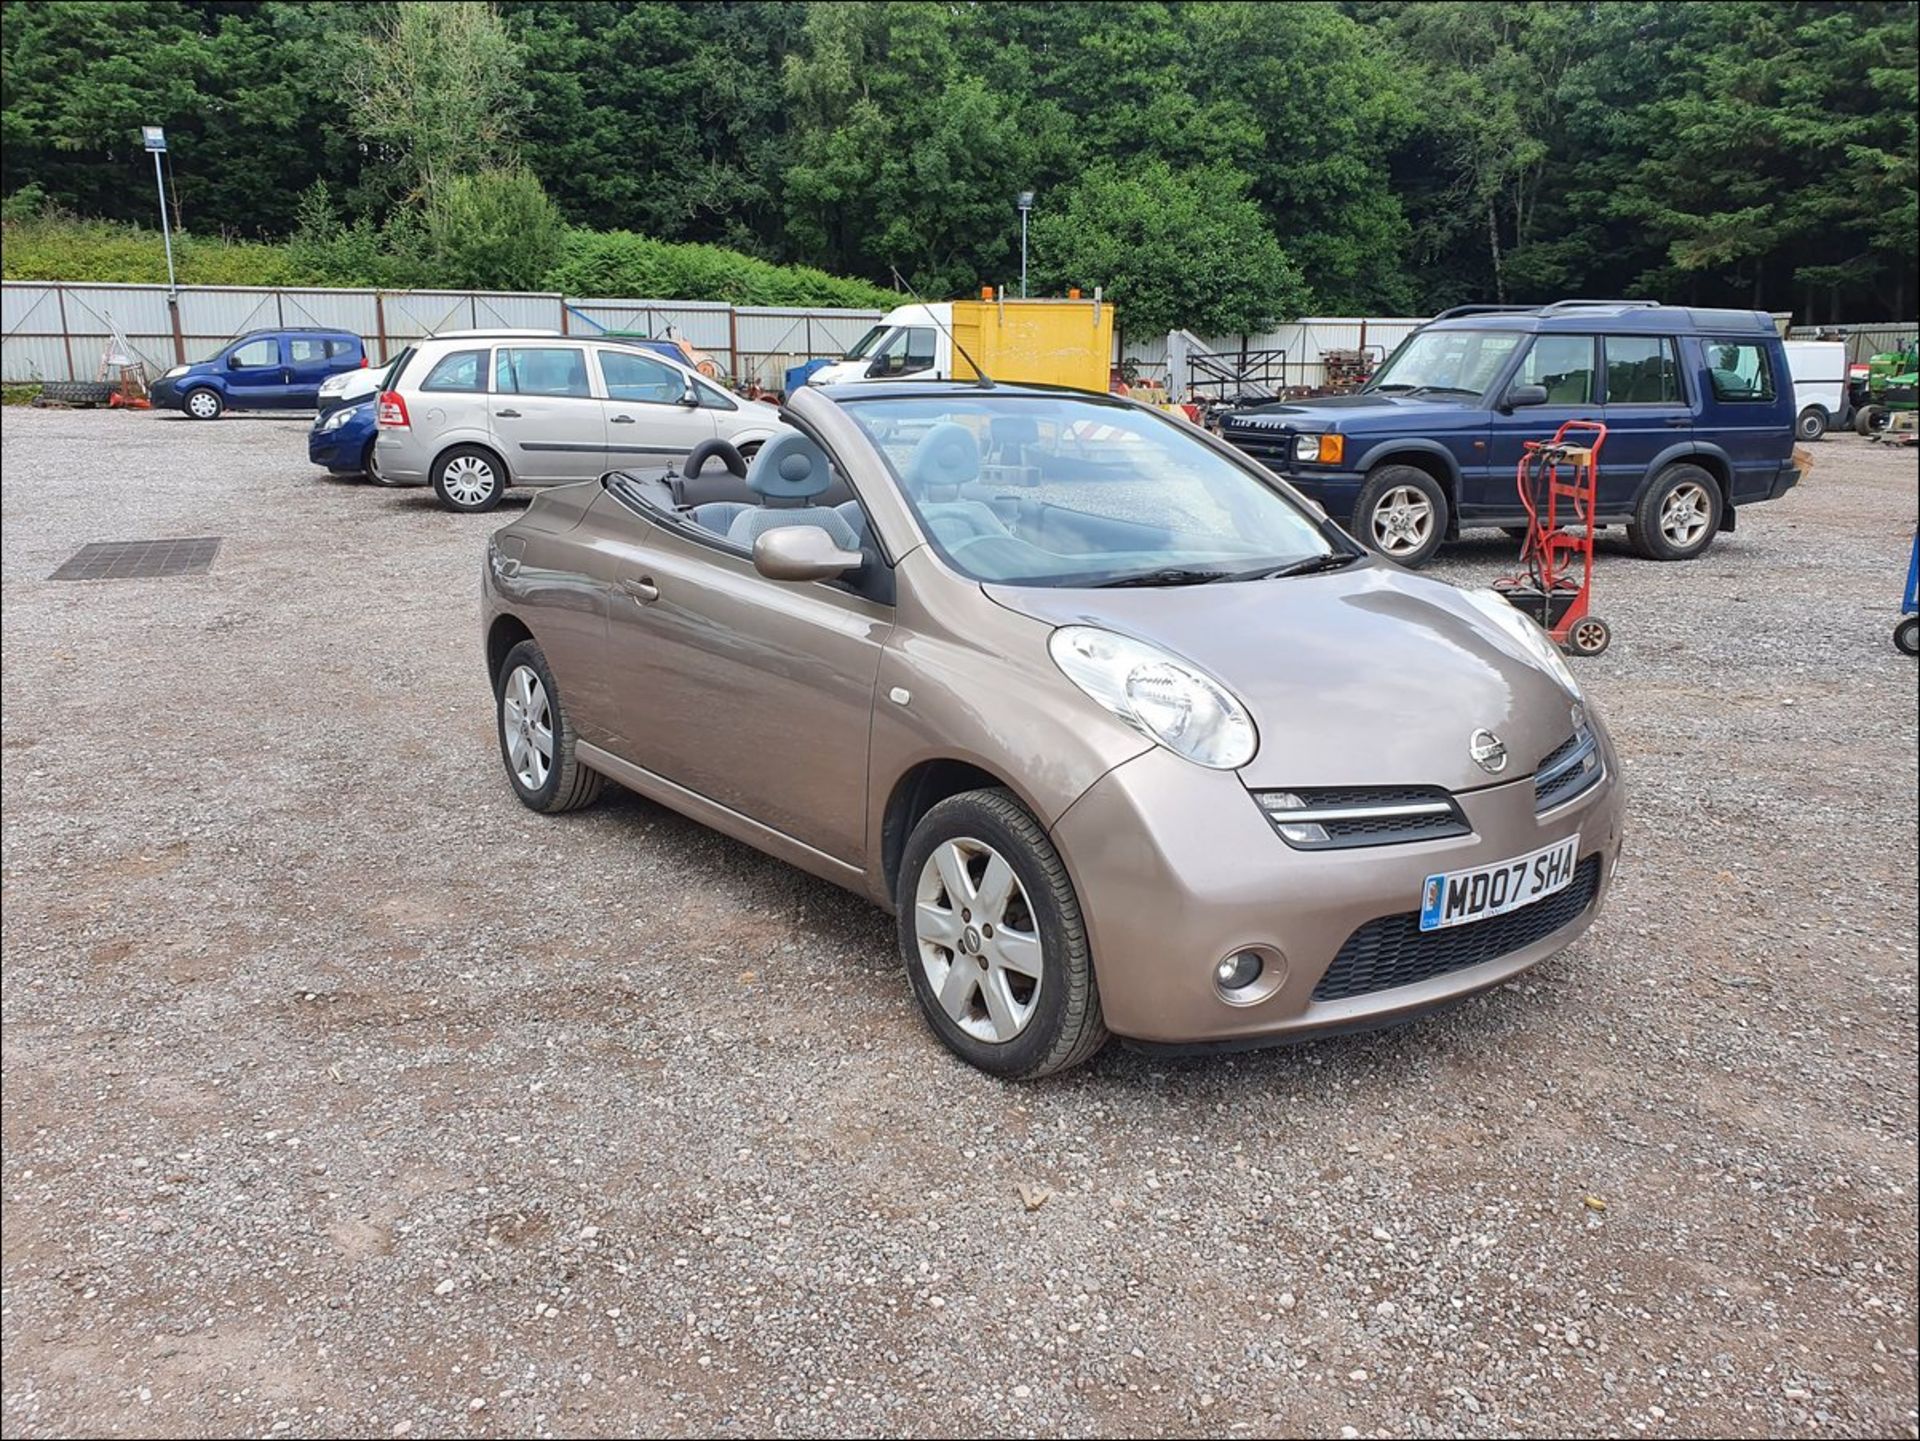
[1255,785,1471,850]
[1220,426,1292,468]
[1312,855,1602,1002]
[1533,728,1602,811]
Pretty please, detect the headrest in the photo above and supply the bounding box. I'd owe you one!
[684,438,747,479]
[989,415,1040,448]
[745,431,835,501]
[904,422,980,497]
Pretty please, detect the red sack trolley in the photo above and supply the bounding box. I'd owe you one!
[1492,419,1613,657]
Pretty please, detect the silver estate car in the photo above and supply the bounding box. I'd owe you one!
[374,333,786,512]
[479,381,1625,1078]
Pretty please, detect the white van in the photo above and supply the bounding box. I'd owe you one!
[1782,340,1848,440]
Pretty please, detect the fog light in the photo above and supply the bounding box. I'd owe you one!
[1215,950,1264,991]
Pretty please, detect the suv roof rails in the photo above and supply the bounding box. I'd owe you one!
[1431,304,1541,321]
[1537,299,1662,313]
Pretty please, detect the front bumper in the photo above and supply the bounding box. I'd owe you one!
[1220,436,1365,514]
[307,422,370,470]
[149,377,184,409]
[1050,734,1625,1044]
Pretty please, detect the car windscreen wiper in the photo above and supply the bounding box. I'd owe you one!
[1229,552,1363,582]
[1402,385,1478,397]
[1091,566,1240,588]
[1370,383,1416,393]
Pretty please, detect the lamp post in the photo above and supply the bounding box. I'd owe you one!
[1017,190,1034,299]
[141,126,177,296]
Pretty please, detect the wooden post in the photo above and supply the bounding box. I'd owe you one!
[169,294,186,365]
[374,292,388,362]
[559,297,570,336]
[54,284,76,381]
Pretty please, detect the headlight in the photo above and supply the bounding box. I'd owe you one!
[163,364,188,380]
[1295,433,1344,464]
[320,406,359,431]
[1461,588,1581,699]
[1048,625,1257,769]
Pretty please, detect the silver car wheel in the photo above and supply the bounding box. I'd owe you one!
[443,454,498,507]
[501,664,553,790]
[1370,485,1434,556]
[186,391,220,419]
[914,836,1043,1044]
[1659,481,1711,548]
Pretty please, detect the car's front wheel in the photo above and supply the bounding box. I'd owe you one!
[495,639,603,813]
[1796,405,1828,441]
[434,445,507,512]
[1354,466,1449,567]
[1627,464,1720,561]
[184,388,224,420]
[896,788,1107,1079]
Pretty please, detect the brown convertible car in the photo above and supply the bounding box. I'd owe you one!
[481,381,1624,1077]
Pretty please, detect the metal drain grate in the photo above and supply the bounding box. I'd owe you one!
[49,537,222,581]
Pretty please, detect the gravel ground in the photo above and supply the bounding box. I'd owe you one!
[2,406,1915,1440]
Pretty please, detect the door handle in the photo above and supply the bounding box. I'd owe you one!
[495,408,522,418]
[1665,417,1690,427]
[610,414,636,424]
[620,576,659,603]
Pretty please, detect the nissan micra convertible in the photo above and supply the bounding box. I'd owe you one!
[482,381,1624,1077]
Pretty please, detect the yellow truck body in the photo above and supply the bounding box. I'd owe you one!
[947,298,1113,392]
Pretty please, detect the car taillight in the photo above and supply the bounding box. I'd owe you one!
[377,391,410,428]
[360,353,369,368]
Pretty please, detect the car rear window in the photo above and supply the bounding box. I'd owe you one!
[495,347,590,398]
[325,338,359,359]
[1604,335,1681,404]
[1704,342,1776,403]
[422,349,489,393]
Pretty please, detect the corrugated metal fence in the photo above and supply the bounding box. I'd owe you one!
[0,282,887,391]
[2,281,1440,394]
[1785,322,1918,366]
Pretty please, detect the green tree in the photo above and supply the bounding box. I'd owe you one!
[424,167,567,289]
[1031,160,1311,340]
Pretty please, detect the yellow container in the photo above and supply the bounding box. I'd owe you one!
[948,297,1113,393]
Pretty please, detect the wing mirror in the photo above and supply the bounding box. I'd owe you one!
[1503,383,1549,410]
[753,526,862,583]
[680,379,702,408]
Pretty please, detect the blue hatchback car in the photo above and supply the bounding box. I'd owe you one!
[151,327,366,421]
[1220,301,1800,565]
[307,396,378,477]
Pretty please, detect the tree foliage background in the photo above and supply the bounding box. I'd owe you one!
[2,0,1914,324]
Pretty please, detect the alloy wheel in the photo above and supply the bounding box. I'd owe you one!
[1659,481,1711,548]
[914,836,1044,1044]
[501,664,553,790]
[1370,485,1434,556]
[443,455,498,507]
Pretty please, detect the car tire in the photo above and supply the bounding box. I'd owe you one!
[1626,464,1720,561]
[1854,405,1886,437]
[1354,466,1449,567]
[495,639,603,813]
[183,387,224,420]
[360,438,380,481]
[896,788,1107,1079]
[35,380,116,407]
[433,445,507,513]
[1896,616,1920,657]
[1795,405,1828,441]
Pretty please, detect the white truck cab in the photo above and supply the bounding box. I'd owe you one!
[807,304,947,386]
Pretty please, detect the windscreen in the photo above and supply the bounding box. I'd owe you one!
[842,393,1339,587]
[1367,329,1523,397]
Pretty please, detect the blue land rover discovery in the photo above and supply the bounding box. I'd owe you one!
[1220,301,1800,566]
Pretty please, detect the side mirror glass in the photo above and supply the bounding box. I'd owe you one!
[680,380,701,407]
[1505,383,1549,409]
[752,525,862,583]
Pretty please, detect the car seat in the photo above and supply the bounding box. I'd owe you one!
[726,432,861,550]
[903,422,1010,545]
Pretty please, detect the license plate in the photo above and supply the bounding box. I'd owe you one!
[1419,836,1579,932]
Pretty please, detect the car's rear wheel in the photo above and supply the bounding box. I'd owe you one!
[1627,464,1720,561]
[495,640,602,813]
[1796,405,1828,441]
[184,388,224,420]
[1354,466,1449,567]
[896,788,1107,1079]
[433,445,507,512]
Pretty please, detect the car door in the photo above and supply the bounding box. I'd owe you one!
[490,344,607,482]
[284,335,340,408]
[594,481,891,865]
[1691,336,1790,503]
[593,347,718,466]
[1484,334,1600,520]
[223,335,289,409]
[1599,333,1690,510]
